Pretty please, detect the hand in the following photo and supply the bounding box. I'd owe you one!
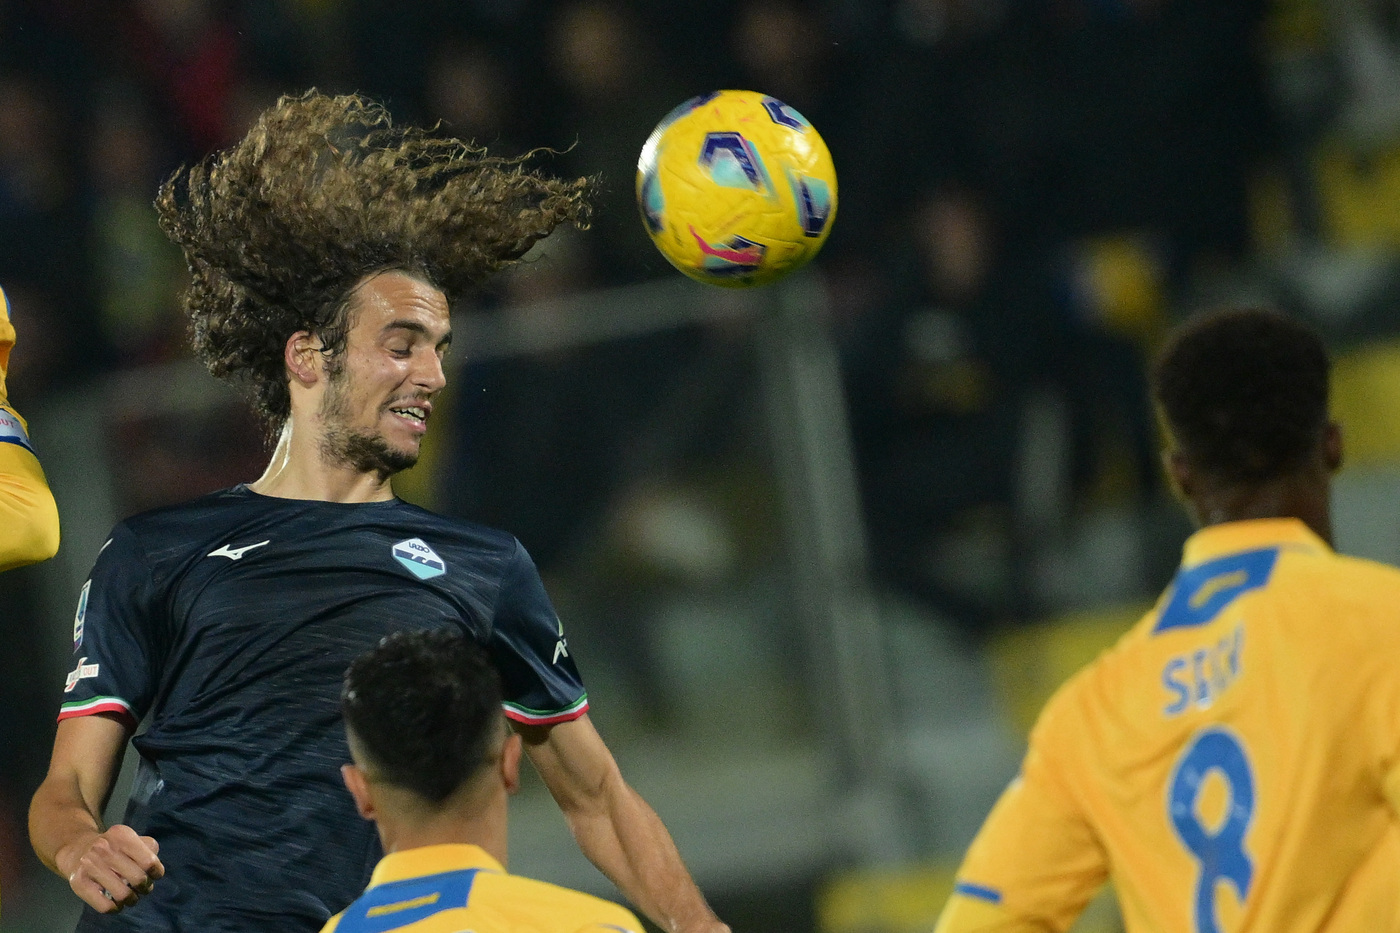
[61,825,164,913]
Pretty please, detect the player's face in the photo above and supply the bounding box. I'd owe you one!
[318,271,452,476]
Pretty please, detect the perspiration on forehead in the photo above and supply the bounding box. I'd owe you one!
[345,271,450,325]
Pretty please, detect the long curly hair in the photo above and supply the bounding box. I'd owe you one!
[156,90,591,430]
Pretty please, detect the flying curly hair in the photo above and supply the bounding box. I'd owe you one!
[156,89,591,431]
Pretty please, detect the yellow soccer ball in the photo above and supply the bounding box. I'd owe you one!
[636,89,838,288]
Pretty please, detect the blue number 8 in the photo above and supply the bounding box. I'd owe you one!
[1168,728,1255,933]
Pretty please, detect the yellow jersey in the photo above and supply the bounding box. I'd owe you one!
[320,844,644,933]
[937,518,1400,933]
[0,286,58,571]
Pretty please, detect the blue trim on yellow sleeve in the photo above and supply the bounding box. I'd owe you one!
[953,881,1003,904]
[0,414,34,455]
[1154,548,1278,634]
[336,869,479,933]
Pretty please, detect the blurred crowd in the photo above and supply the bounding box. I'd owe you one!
[9,0,1400,636]
[10,0,1400,923]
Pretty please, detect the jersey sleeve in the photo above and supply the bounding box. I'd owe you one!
[936,691,1109,933]
[0,282,59,569]
[0,410,59,571]
[488,539,589,725]
[58,523,165,728]
[575,914,645,933]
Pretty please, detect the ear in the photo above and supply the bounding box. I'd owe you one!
[341,764,376,821]
[285,331,324,387]
[500,732,523,797]
[1323,421,1343,473]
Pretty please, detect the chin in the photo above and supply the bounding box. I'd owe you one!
[335,431,420,476]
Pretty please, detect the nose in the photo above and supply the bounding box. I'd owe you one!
[415,348,448,393]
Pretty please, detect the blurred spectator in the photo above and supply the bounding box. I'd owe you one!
[843,183,1069,637]
[115,0,249,153]
[0,74,85,313]
[424,38,527,153]
[85,84,188,366]
[728,0,831,109]
[0,282,66,401]
[543,0,688,285]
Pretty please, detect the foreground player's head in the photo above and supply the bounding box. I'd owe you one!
[156,89,590,461]
[1151,306,1340,538]
[340,629,521,858]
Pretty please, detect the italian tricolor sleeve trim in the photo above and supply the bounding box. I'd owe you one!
[502,694,588,725]
[59,695,137,725]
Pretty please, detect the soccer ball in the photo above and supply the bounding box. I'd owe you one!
[636,90,837,288]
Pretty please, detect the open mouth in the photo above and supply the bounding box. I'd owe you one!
[389,405,429,429]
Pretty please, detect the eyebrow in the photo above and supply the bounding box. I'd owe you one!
[384,320,452,347]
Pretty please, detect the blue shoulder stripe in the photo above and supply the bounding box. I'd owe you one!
[335,868,479,933]
[953,881,1002,904]
[1153,548,1278,634]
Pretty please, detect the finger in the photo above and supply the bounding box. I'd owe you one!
[87,841,158,892]
[103,826,164,882]
[69,870,126,914]
[74,854,150,909]
[138,835,165,879]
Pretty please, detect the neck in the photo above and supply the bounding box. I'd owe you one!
[377,788,509,868]
[247,420,395,503]
[1189,469,1333,546]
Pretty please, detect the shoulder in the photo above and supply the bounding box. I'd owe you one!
[119,486,254,541]
[479,872,643,931]
[391,500,522,557]
[1321,549,1400,590]
[1265,547,1400,630]
[1030,606,1157,742]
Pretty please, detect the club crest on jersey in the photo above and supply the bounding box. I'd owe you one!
[64,657,100,693]
[392,537,446,580]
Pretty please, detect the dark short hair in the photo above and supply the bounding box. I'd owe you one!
[156,90,591,432]
[1152,306,1330,485]
[342,629,503,804]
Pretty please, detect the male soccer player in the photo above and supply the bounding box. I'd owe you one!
[29,91,727,933]
[934,306,1400,932]
[0,284,60,570]
[323,628,644,933]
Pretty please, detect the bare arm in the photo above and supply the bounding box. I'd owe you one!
[29,714,164,913]
[517,714,728,933]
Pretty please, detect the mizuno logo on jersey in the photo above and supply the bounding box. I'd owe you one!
[73,580,90,651]
[207,540,271,560]
[392,538,446,580]
[64,657,100,693]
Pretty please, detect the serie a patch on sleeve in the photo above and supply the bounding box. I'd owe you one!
[0,407,34,455]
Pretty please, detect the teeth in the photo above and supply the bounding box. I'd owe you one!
[392,407,426,421]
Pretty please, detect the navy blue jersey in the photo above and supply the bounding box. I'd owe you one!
[57,485,587,933]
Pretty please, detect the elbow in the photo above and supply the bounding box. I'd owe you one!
[0,494,61,570]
